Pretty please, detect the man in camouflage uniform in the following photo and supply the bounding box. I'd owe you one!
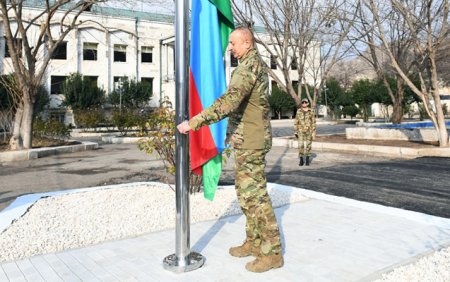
[295,98,316,166]
[177,27,283,273]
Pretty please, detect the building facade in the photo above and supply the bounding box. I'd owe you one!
[1,3,315,124]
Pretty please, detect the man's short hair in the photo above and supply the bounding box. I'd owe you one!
[234,27,255,46]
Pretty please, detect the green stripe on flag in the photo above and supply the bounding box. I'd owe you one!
[210,0,234,25]
[210,0,235,54]
[200,0,234,201]
[202,154,222,201]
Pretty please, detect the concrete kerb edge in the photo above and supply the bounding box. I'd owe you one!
[5,137,447,161]
[0,141,99,162]
[101,136,147,144]
[273,137,450,158]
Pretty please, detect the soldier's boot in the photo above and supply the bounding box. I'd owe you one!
[305,156,310,166]
[229,240,259,257]
[245,253,284,273]
[299,157,304,166]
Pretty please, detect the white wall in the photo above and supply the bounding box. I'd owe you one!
[1,5,322,121]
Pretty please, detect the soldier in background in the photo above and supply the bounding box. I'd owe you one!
[177,27,283,273]
[295,98,316,166]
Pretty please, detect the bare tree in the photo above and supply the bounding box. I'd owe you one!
[231,0,352,109]
[366,0,449,147]
[436,32,450,83]
[0,0,106,150]
[349,1,416,124]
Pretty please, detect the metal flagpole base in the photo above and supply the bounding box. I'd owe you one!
[163,252,205,273]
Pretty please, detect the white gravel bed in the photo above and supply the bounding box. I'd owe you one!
[0,182,307,262]
[375,245,450,282]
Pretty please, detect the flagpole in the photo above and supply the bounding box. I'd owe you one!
[163,0,205,273]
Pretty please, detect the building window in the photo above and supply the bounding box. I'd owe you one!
[4,37,22,58]
[141,46,153,63]
[230,54,238,67]
[291,58,298,70]
[83,42,98,61]
[84,76,98,87]
[50,76,67,94]
[114,44,127,62]
[141,77,153,92]
[270,55,277,70]
[51,42,67,60]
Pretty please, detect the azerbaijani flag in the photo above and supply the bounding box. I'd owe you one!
[189,0,234,201]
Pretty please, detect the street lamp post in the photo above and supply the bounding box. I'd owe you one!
[323,85,328,119]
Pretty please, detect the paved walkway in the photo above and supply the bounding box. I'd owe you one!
[1,185,449,282]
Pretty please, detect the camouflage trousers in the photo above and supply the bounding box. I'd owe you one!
[298,131,313,157]
[234,148,282,255]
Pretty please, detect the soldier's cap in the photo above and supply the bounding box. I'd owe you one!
[301,98,309,102]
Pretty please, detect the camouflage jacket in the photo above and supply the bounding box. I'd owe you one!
[189,48,272,151]
[295,108,316,133]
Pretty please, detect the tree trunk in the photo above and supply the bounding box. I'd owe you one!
[391,99,404,124]
[21,99,34,149]
[436,123,449,147]
[361,106,368,122]
[9,104,24,150]
[391,79,405,124]
[9,90,36,150]
[433,94,449,147]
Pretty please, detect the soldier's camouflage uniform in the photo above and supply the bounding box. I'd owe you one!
[189,48,282,256]
[295,108,316,157]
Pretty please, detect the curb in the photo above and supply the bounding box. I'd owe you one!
[0,141,99,162]
[3,137,450,162]
[101,136,144,144]
[272,137,450,158]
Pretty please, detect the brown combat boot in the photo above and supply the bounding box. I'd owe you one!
[245,253,284,272]
[229,240,259,257]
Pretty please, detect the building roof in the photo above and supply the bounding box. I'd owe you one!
[22,0,174,24]
[91,6,174,24]
[21,1,269,32]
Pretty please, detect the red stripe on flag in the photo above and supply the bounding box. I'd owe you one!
[189,69,219,175]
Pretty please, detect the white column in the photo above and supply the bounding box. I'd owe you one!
[106,31,112,94]
[76,28,82,74]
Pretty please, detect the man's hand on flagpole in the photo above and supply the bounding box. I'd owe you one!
[177,121,191,134]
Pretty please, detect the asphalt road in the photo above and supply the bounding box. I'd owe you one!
[1,122,449,219]
[219,146,450,218]
[268,151,450,218]
[0,144,164,211]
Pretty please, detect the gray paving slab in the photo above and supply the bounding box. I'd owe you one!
[14,259,45,282]
[1,196,449,282]
[1,261,26,282]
